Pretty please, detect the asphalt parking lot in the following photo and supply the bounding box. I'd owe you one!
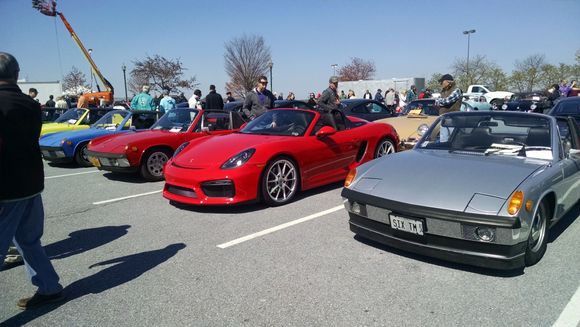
[1,162,580,327]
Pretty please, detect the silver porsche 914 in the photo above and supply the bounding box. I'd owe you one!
[342,111,580,270]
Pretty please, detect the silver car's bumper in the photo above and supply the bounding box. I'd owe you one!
[342,188,527,270]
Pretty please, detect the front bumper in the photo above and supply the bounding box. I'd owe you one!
[342,188,526,270]
[163,161,263,205]
[40,146,71,163]
[86,150,136,172]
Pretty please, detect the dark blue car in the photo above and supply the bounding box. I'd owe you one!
[39,109,159,166]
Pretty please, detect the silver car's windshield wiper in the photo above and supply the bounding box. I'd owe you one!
[448,149,485,156]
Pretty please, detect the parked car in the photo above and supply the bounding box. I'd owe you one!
[342,111,580,270]
[86,109,245,181]
[463,84,513,106]
[39,110,159,166]
[40,107,69,123]
[339,99,395,121]
[500,92,552,113]
[462,95,492,111]
[274,100,315,110]
[547,96,580,125]
[163,109,399,206]
[223,100,244,112]
[41,108,114,136]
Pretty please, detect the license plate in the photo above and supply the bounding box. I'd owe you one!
[89,156,101,167]
[390,215,424,236]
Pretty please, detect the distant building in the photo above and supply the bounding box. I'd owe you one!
[17,80,63,104]
[338,77,425,97]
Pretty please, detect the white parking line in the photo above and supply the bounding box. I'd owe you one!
[217,205,344,249]
[552,283,580,327]
[92,190,163,205]
[45,170,100,179]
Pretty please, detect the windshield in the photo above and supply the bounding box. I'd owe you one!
[239,109,314,136]
[54,108,87,124]
[91,110,129,129]
[418,113,553,160]
[151,109,198,132]
[402,101,438,115]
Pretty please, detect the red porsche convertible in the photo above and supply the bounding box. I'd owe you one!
[163,109,399,206]
[86,109,245,181]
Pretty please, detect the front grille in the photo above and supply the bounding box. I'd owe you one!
[201,180,235,198]
[166,185,197,198]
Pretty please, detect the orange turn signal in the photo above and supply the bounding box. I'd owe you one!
[344,169,356,188]
[507,191,524,215]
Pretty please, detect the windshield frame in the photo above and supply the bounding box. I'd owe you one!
[150,108,199,132]
[90,110,129,130]
[54,108,88,124]
[238,109,315,137]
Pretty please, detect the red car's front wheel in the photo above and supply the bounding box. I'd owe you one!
[261,157,299,206]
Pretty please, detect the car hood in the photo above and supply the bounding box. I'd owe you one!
[41,122,84,135]
[352,150,546,213]
[40,128,114,146]
[89,129,173,153]
[173,132,287,168]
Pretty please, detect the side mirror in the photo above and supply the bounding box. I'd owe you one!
[316,126,337,138]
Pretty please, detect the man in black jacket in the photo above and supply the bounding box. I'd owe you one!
[204,84,224,109]
[0,52,64,309]
[317,76,341,129]
[242,75,276,120]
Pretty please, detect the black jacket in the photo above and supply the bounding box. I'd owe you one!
[0,84,44,200]
[205,90,224,109]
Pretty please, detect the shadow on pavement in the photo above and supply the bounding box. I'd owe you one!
[1,243,186,327]
[353,235,524,278]
[1,226,131,272]
[548,201,580,243]
[101,172,152,184]
[46,162,81,169]
[46,225,131,260]
[170,181,344,214]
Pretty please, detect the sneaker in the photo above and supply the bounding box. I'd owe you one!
[4,254,23,265]
[7,246,19,255]
[17,292,65,310]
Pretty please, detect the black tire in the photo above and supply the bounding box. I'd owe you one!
[524,201,550,266]
[140,148,172,181]
[260,157,300,206]
[74,143,92,167]
[374,138,396,158]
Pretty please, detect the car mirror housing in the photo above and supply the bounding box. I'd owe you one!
[316,126,336,138]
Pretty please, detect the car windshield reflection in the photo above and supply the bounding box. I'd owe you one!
[418,113,553,160]
[151,109,197,132]
[239,109,314,136]
[54,108,87,124]
[91,110,129,129]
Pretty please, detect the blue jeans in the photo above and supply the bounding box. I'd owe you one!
[0,194,62,295]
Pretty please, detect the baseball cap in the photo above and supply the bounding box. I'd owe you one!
[329,76,339,84]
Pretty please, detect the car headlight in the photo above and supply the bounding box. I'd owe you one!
[417,124,429,136]
[173,142,190,157]
[530,104,537,110]
[501,104,508,110]
[221,149,255,169]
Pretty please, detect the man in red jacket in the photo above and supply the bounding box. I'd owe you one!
[0,52,64,309]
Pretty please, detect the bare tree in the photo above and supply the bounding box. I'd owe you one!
[426,73,443,92]
[62,66,89,94]
[540,63,575,89]
[129,55,197,94]
[450,55,507,91]
[338,57,376,81]
[224,35,272,98]
[511,54,546,92]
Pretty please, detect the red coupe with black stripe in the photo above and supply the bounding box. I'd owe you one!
[163,109,399,206]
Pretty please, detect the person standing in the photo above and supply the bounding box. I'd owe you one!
[159,89,176,114]
[45,95,55,107]
[242,75,276,120]
[317,76,341,129]
[385,88,395,111]
[188,89,203,109]
[406,85,417,103]
[307,92,317,107]
[205,84,224,110]
[374,89,384,103]
[131,85,155,110]
[435,74,462,114]
[347,89,356,99]
[559,80,572,97]
[76,92,89,109]
[340,90,347,100]
[0,52,64,309]
[225,91,236,103]
[28,88,39,102]
[363,89,372,99]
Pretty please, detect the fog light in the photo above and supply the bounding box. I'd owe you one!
[351,202,361,215]
[474,227,495,242]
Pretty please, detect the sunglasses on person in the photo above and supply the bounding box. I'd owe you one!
[259,80,268,85]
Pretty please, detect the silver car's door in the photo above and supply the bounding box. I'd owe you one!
[553,118,580,219]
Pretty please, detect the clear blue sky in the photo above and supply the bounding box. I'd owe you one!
[1,0,579,99]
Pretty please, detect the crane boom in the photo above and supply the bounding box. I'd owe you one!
[33,0,114,106]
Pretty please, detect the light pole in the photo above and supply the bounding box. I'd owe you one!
[121,64,128,102]
[88,48,94,91]
[268,61,273,93]
[331,64,338,76]
[462,29,476,85]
